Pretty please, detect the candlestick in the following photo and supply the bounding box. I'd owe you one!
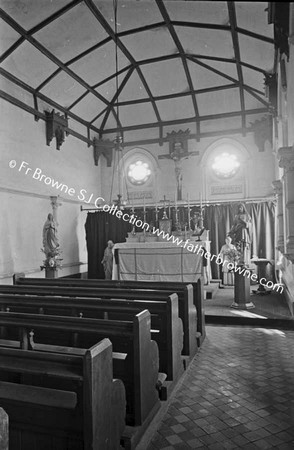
[187,193,191,230]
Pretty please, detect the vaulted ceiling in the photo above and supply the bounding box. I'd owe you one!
[0,0,275,147]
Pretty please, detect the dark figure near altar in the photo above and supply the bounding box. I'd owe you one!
[228,203,252,265]
[101,240,114,279]
[190,212,205,239]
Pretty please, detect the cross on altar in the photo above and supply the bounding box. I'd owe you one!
[158,130,198,200]
[159,195,169,219]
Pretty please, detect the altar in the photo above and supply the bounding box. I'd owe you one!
[112,241,206,282]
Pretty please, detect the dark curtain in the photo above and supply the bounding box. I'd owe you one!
[85,211,132,279]
[84,201,275,280]
[204,201,275,280]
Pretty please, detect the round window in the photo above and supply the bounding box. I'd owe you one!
[211,152,240,179]
[127,160,151,185]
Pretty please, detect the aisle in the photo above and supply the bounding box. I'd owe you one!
[143,325,294,450]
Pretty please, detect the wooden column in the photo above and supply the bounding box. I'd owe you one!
[272,180,284,252]
[50,196,61,225]
[278,147,294,262]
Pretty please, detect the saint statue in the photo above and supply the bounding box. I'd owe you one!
[101,240,114,280]
[228,203,252,265]
[42,213,59,257]
[219,236,238,286]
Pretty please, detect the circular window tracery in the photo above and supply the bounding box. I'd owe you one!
[211,152,240,179]
[127,160,151,185]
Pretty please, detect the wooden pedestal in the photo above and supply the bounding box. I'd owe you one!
[231,266,255,309]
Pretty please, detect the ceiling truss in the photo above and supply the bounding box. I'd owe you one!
[0,0,275,149]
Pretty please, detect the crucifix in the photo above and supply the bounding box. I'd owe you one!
[158,129,198,201]
[160,195,169,219]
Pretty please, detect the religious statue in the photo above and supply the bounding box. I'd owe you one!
[101,240,114,280]
[41,213,62,272]
[173,153,183,201]
[158,129,198,202]
[190,212,205,239]
[219,236,238,286]
[228,203,252,265]
[42,213,59,257]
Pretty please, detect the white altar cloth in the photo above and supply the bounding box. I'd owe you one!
[112,241,203,282]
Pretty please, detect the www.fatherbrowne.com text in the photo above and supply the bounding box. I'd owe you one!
[12,159,283,294]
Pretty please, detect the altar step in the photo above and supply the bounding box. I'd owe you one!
[204,280,221,299]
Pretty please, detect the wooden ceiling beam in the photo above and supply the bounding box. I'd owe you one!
[99,67,135,131]
[0,8,111,108]
[0,1,82,64]
[36,36,112,92]
[187,55,268,103]
[0,90,91,146]
[84,0,161,125]
[236,27,274,44]
[1,88,261,150]
[115,84,238,107]
[155,0,200,137]
[0,37,25,64]
[227,2,246,133]
[29,0,83,35]
[172,21,231,31]
[122,126,256,148]
[0,68,101,134]
[102,107,269,134]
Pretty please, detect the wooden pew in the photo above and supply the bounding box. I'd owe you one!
[14,274,205,345]
[8,280,198,359]
[0,338,125,450]
[0,310,159,428]
[0,292,183,382]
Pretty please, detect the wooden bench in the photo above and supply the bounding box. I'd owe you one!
[14,274,205,346]
[0,338,125,450]
[0,292,183,382]
[0,309,159,427]
[9,280,198,358]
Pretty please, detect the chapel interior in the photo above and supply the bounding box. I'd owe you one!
[0,1,294,449]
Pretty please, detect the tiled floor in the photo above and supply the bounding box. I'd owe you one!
[204,285,291,319]
[144,324,294,449]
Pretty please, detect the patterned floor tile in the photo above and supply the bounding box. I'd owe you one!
[146,325,294,450]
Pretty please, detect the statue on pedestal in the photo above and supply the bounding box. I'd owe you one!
[190,212,205,240]
[101,240,114,280]
[219,236,238,286]
[43,213,59,255]
[228,203,252,265]
[41,213,62,272]
[228,203,254,309]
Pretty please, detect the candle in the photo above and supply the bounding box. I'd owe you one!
[143,195,146,212]
[175,192,177,208]
[187,193,191,227]
[200,192,202,210]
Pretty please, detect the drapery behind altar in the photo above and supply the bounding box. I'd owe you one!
[85,201,275,281]
[204,201,275,280]
[85,212,131,279]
